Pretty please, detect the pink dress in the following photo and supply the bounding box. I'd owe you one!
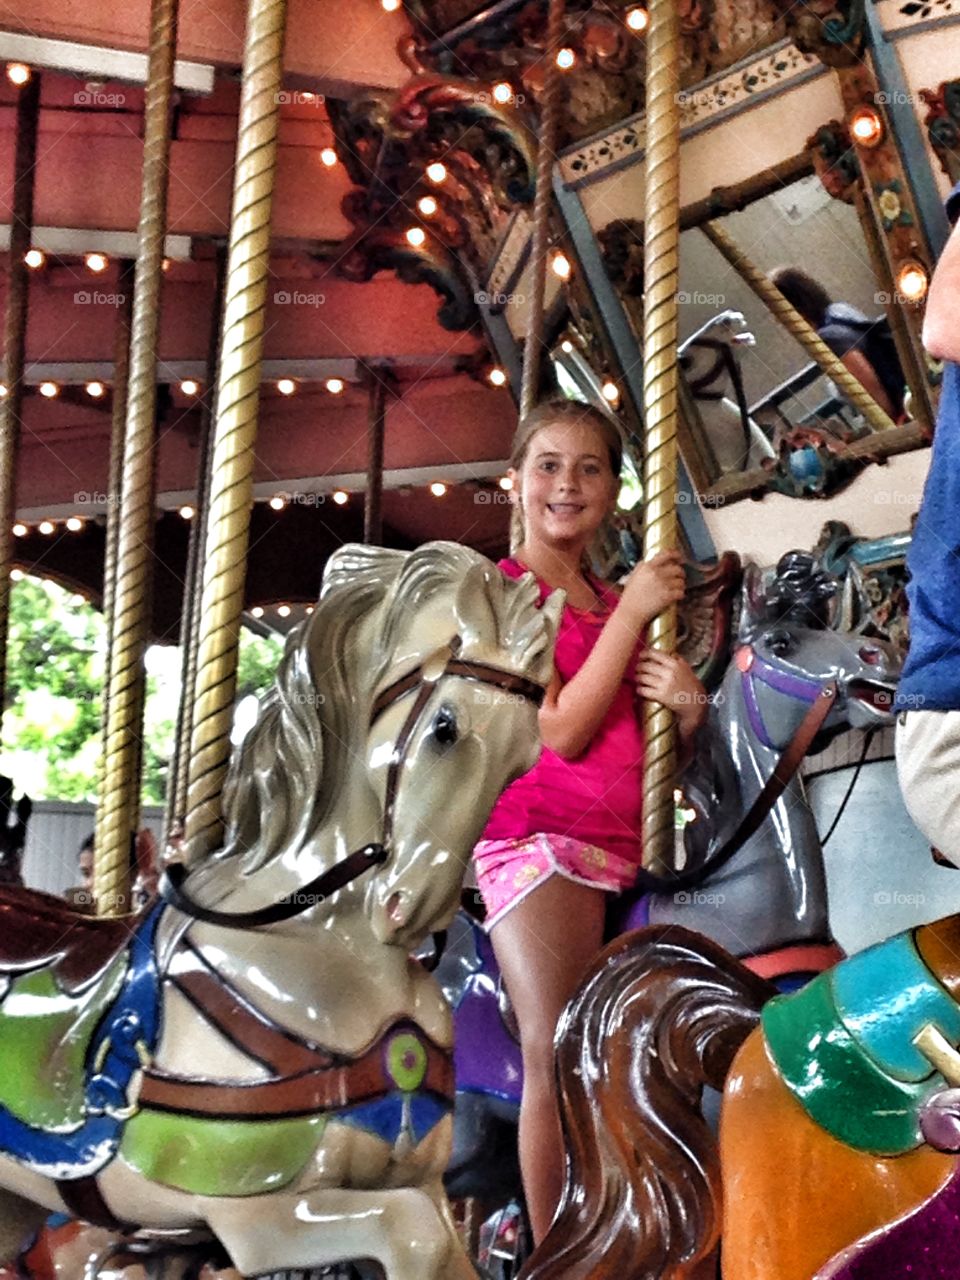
[474,558,646,928]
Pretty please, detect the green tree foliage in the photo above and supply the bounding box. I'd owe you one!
[0,575,286,805]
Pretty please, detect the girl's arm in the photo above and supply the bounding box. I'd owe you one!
[540,551,686,759]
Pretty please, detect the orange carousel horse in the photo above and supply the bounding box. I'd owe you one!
[520,922,960,1280]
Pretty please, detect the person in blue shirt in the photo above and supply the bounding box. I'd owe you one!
[895,180,960,861]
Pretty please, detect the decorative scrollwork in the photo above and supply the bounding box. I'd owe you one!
[921,80,960,183]
[807,121,860,204]
[338,226,478,331]
[769,0,867,65]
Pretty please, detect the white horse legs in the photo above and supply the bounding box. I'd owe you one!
[207,1185,476,1280]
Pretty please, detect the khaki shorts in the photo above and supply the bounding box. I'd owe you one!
[896,709,960,865]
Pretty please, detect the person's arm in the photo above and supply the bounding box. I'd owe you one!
[839,348,897,420]
[924,218,960,363]
[539,550,685,759]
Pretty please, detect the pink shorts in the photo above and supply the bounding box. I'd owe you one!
[473,833,639,930]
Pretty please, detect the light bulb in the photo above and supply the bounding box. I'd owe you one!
[277,378,297,396]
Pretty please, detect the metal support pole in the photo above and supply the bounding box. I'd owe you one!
[701,220,896,433]
[95,0,178,915]
[0,73,40,744]
[167,243,228,835]
[184,0,289,862]
[641,0,681,871]
[364,371,386,546]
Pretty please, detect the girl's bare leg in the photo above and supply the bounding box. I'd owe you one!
[490,876,606,1244]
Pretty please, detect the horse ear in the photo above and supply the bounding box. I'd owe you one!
[454,560,499,645]
[739,562,767,635]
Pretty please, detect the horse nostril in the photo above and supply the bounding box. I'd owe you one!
[859,644,881,665]
[386,891,405,924]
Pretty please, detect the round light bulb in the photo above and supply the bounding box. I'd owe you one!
[498,476,514,491]
[488,367,507,387]
[180,379,200,396]
[66,516,84,532]
[277,604,291,618]
[10,568,23,582]
[85,252,108,273]
[277,378,297,396]
[430,482,447,497]
[269,495,286,510]
[12,522,27,537]
[556,47,576,70]
[0,384,7,397]
[492,82,513,105]
[251,606,264,618]
[897,260,929,303]
[849,105,885,148]
[602,381,620,404]
[39,382,58,398]
[332,490,348,505]
[325,377,345,394]
[626,7,649,31]
[320,147,338,167]
[38,520,55,535]
[551,251,572,280]
[426,162,447,184]
[179,505,195,520]
[24,248,45,269]
[417,195,438,216]
[406,227,426,247]
[85,380,106,398]
[6,63,31,87]
[561,339,574,353]
[381,0,400,9]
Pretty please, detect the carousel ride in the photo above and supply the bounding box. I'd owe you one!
[0,0,960,1275]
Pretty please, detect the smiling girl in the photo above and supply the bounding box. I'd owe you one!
[473,398,707,1242]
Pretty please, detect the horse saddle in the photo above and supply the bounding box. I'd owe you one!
[0,888,164,1180]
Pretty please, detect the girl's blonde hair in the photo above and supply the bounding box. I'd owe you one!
[509,397,625,554]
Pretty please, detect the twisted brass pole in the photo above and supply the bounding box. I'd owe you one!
[167,244,227,836]
[184,0,289,862]
[99,259,135,768]
[702,220,896,432]
[642,0,681,871]
[95,0,178,916]
[0,74,40,745]
[519,0,566,420]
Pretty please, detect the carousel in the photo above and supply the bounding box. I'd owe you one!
[0,0,958,1275]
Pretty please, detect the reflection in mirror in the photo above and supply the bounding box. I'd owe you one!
[678,173,908,489]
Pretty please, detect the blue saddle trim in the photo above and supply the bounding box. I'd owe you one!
[0,902,164,1179]
[336,1091,451,1147]
[831,931,960,1084]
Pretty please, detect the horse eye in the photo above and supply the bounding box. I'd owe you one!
[764,629,794,657]
[432,704,459,746]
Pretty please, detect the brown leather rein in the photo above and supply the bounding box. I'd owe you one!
[160,637,545,929]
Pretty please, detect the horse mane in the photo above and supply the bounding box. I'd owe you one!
[522,928,772,1280]
[220,542,551,874]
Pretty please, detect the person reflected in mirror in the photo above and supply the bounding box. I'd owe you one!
[895,179,960,863]
[472,398,708,1244]
[769,266,906,421]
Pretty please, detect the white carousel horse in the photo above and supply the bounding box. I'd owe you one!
[0,542,560,1280]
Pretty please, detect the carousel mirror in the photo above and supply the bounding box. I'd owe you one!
[676,168,925,499]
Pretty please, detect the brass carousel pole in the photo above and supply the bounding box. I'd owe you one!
[518,0,566,419]
[641,0,681,871]
[701,220,896,432]
[95,0,179,916]
[0,73,40,743]
[166,243,228,836]
[183,0,289,863]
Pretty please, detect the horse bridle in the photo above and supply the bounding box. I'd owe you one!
[161,636,545,929]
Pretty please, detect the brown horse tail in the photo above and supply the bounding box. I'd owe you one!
[520,926,775,1280]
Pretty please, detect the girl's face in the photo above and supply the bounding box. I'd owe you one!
[510,419,619,550]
